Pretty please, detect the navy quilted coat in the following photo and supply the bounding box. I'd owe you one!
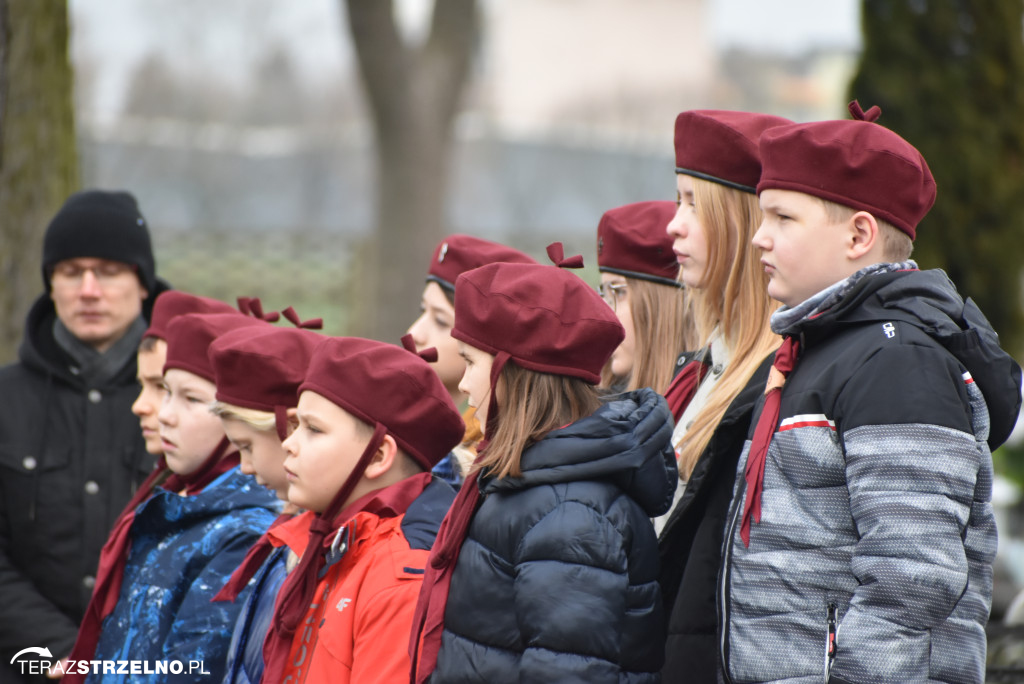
[432,388,678,683]
[221,547,288,684]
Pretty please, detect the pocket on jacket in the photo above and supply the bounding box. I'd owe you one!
[0,446,72,522]
[0,445,71,474]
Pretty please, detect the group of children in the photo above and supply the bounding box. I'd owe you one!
[59,101,1021,684]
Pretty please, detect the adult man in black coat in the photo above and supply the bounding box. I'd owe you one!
[0,191,168,681]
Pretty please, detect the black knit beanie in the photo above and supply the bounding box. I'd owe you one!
[41,190,157,294]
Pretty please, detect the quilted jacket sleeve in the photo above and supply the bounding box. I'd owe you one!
[511,498,635,684]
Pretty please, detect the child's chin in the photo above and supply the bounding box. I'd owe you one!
[165,454,199,477]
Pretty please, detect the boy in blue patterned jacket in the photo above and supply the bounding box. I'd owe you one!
[66,312,280,684]
[719,102,1022,684]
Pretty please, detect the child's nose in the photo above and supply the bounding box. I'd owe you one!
[667,211,687,239]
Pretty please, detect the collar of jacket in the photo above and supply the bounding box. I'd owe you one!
[481,387,677,518]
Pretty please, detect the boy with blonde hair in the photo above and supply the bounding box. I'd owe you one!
[720,102,1022,683]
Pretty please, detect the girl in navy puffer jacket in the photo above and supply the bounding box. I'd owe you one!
[411,244,678,684]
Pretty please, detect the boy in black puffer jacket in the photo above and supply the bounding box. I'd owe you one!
[720,102,1022,684]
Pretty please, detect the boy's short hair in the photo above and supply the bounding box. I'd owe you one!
[344,411,425,476]
[818,198,914,263]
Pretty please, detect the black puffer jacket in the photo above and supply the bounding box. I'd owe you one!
[657,354,772,683]
[721,266,1021,683]
[0,286,167,677]
[432,388,678,684]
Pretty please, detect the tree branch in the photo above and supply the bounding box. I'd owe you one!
[345,0,411,132]
[421,0,478,129]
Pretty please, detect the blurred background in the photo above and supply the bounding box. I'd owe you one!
[63,0,864,339]
[2,0,1024,678]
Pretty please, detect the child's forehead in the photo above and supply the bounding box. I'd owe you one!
[456,341,489,359]
[297,390,361,423]
[760,189,828,215]
[163,367,215,391]
[297,389,337,414]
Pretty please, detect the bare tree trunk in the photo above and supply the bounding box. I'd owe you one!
[344,0,477,343]
[0,0,78,362]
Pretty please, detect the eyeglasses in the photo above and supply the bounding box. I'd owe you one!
[50,261,137,287]
[598,282,628,312]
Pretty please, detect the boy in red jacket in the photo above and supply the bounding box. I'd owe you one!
[261,337,464,683]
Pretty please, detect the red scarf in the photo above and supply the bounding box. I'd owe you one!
[740,337,799,546]
[261,424,389,684]
[663,355,711,421]
[409,467,482,683]
[63,439,239,683]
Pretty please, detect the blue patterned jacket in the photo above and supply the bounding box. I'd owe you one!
[721,265,1022,684]
[87,467,279,683]
[220,546,287,684]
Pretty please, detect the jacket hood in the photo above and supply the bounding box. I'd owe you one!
[482,387,678,517]
[401,477,456,551]
[781,268,1022,450]
[145,467,282,526]
[18,277,172,382]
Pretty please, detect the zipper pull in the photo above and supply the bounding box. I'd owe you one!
[824,602,838,683]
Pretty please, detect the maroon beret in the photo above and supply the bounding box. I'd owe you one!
[597,201,680,286]
[757,101,935,239]
[145,291,238,341]
[426,235,537,292]
[210,326,323,412]
[452,251,625,384]
[674,110,793,193]
[298,337,465,470]
[163,312,269,383]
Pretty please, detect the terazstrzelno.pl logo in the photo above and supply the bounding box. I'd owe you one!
[10,647,210,677]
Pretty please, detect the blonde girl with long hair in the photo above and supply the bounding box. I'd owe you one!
[595,201,697,395]
[657,110,791,682]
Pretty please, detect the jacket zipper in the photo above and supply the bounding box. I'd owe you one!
[824,602,838,683]
[718,472,746,683]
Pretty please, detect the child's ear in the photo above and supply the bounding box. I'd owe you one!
[847,211,880,260]
[363,434,399,481]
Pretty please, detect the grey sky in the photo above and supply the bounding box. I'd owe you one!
[69,0,862,116]
[710,0,860,54]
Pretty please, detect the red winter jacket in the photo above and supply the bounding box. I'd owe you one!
[270,478,453,684]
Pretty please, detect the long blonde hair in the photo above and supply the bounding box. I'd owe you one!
[675,178,780,479]
[474,361,602,480]
[602,278,696,393]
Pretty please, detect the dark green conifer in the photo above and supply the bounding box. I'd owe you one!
[850,0,1024,354]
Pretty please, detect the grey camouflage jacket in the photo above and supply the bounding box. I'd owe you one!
[720,264,1022,684]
